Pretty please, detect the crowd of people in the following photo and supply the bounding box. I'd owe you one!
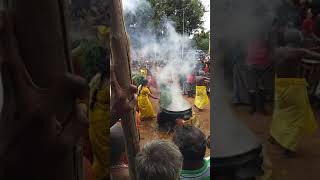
[131,56,210,125]
[76,38,211,179]
[70,1,211,179]
[107,64,211,179]
[228,0,320,157]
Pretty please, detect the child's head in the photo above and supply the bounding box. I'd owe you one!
[142,79,149,86]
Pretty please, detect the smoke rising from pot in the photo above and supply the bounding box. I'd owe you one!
[123,0,200,111]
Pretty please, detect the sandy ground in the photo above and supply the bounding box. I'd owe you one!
[233,103,320,180]
[138,87,211,156]
[136,86,320,179]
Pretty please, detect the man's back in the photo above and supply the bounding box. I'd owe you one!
[273,47,303,78]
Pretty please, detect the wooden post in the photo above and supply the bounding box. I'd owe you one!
[110,0,140,179]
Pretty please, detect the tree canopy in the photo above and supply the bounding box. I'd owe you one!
[124,0,206,36]
[148,0,206,35]
[193,30,210,53]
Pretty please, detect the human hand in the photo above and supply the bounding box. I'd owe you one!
[111,65,137,119]
[176,119,185,126]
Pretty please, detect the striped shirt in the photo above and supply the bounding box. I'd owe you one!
[180,157,210,180]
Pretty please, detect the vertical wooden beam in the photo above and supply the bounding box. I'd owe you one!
[110,0,140,179]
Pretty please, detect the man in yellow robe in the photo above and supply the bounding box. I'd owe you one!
[194,72,209,111]
[269,29,319,156]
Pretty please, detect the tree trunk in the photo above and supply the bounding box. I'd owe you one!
[110,0,140,179]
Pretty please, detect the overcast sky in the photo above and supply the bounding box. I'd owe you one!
[201,0,210,31]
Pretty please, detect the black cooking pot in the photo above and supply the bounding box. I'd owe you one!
[157,106,192,131]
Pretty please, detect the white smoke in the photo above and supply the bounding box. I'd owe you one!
[122,0,200,111]
[122,0,150,14]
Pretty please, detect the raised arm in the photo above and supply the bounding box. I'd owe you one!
[148,92,159,99]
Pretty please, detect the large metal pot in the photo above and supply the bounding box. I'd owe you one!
[157,106,192,131]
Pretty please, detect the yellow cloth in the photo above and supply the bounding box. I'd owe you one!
[137,86,156,119]
[184,108,200,128]
[194,86,209,110]
[97,25,110,48]
[140,69,147,79]
[88,74,110,179]
[270,77,317,151]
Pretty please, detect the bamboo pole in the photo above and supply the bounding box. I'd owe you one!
[110,0,140,179]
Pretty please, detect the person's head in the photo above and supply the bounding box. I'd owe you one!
[96,47,110,77]
[306,8,313,19]
[284,28,303,47]
[142,79,149,86]
[135,140,183,180]
[111,122,127,165]
[172,125,207,162]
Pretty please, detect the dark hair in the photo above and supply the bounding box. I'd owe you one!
[96,48,110,76]
[142,79,149,86]
[90,48,110,110]
[284,28,303,47]
[172,125,207,162]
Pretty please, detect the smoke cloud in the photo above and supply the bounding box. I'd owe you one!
[214,0,282,44]
[122,0,151,14]
[123,0,202,111]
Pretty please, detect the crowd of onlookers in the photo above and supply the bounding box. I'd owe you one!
[110,123,211,180]
[109,56,211,180]
[229,0,320,115]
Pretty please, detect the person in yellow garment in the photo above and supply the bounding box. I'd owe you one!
[140,67,148,79]
[88,50,110,179]
[97,25,110,47]
[137,79,158,120]
[269,29,320,157]
[194,71,210,111]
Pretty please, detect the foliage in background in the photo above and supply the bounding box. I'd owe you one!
[193,30,209,53]
[74,39,105,81]
[148,0,206,35]
[124,0,206,37]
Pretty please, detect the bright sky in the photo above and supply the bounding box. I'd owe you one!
[201,0,210,31]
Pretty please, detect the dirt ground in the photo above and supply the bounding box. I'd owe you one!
[138,87,211,156]
[233,103,320,180]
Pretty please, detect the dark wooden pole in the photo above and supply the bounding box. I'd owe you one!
[110,0,140,179]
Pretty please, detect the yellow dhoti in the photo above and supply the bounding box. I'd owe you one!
[138,86,156,119]
[270,78,317,151]
[194,86,209,110]
[89,74,110,179]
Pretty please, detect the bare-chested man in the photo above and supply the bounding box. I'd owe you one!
[269,28,320,157]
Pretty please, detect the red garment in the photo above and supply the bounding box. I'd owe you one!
[136,110,141,127]
[187,74,195,84]
[204,64,209,73]
[147,76,157,88]
[246,41,270,66]
[83,157,96,180]
[302,18,314,34]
